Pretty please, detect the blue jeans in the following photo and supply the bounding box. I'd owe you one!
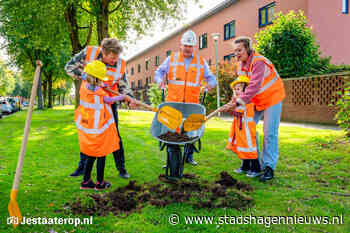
[253,101,282,170]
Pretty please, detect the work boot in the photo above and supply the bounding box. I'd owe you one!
[95,180,111,190]
[259,166,274,182]
[80,180,96,190]
[70,153,87,177]
[119,168,130,179]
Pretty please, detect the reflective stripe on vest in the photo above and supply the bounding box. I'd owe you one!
[75,88,115,135]
[232,106,257,153]
[169,52,203,87]
[85,46,101,62]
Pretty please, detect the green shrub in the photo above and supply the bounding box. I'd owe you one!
[255,11,321,78]
[334,81,350,138]
[147,83,165,107]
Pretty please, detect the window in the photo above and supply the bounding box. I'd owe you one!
[224,53,235,62]
[259,2,275,27]
[224,21,235,40]
[131,67,134,75]
[138,64,141,73]
[155,56,160,66]
[131,81,135,89]
[138,80,142,88]
[145,77,150,86]
[166,50,171,57]
[199,33,208,49]
[145,60,149,71]
[343,0,349,14]
[208,59,212,66]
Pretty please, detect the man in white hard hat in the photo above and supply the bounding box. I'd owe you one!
[154,29,217,166]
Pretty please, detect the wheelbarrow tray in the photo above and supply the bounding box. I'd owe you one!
[150,102,206,145]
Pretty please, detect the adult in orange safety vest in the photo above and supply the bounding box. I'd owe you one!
[154,30,217,166]
[65,38,136,179]
[222,36,285,182]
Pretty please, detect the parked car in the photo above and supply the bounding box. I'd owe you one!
[0,100,13,115]
[0,110,2,119]
[22,101,29,107]
[7,98,19,112]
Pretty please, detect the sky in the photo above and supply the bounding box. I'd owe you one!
[121,0,227,60]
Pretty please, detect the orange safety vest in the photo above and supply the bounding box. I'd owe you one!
[166,52,205,103]
[226,103,257,159]
[237,52,285,111]
[85,46,126,96]
[74,81,120,157]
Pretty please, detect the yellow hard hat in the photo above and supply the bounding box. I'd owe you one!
[230,75,250,89]
[84,60,109,81]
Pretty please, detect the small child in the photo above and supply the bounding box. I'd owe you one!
[226,76,261,178]
[75,60,131,190]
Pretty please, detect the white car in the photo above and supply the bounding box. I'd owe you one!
[0,100,13,114]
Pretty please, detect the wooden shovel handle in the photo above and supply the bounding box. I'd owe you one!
[103,86,157,112]
[12,61,42,190]
[205,106,224,121]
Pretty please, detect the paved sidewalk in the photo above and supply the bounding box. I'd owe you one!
[220,115,341,130]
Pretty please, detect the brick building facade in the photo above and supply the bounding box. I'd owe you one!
[126,0,349,123]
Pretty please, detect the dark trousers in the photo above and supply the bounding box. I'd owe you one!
[185,144,195,162]
[83,153,106,183]
[76,103,126,172]
[241,159,261,173]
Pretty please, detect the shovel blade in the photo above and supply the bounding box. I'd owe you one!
[8,189,22,228]
[183,113,205,132]
[157,106,182,130]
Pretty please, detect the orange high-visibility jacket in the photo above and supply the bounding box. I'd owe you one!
[237,52,285,111]
[74,81,120,157]
[166,52,205,103]
[85,46,126,96]
[226,103,257,159]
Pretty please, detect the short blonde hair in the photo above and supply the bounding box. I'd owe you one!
[101,38,123,55]
[233,36,253,54]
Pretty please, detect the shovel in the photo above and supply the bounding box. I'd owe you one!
[103,87,182,131]
[183,106,224,132]
[8,61,42,228]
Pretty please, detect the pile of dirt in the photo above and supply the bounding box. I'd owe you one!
[68,172,254,217]
[158,131,198,142]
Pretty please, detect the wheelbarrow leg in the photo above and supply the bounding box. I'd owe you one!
[166,144,184,180]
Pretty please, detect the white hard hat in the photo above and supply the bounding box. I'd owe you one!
[181,30,197,46]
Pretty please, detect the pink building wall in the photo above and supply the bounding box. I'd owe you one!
[307,0,350,64]
[126,0,348,94]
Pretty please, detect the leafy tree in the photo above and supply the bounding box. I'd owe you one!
[147,83,164,107]
[0,60,15,96]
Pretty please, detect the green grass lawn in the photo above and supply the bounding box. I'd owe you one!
[0,106,349,233]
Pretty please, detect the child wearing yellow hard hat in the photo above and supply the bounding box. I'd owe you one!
[75,60,132,190]
[226,76,261,178]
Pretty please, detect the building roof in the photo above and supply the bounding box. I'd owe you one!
[127,0,239,62]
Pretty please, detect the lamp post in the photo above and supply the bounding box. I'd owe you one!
[211,33,221,116]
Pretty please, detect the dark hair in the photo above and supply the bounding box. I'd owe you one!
[234,36,253,55]
[101,38,123,55]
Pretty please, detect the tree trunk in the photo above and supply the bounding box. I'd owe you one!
[48,75,53,108]
[37,70,43,109]
[64,2,92,109]
[43,79,47,108]
[62,94,65,106]
[97,0,110,43]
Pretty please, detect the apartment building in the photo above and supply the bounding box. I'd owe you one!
[126,0,349,100]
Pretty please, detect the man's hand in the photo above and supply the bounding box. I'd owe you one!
[159,81,166,89]
[204,84,213,91]
[123,95,137,108]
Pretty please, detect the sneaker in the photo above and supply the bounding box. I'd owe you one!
[186,159,198,166]
[80,180,95,190]
[246,171,263,178]
[95,181,111,190]
[70,168,84,177]
[234,168,249,174]
[259,166,274,182]
[119,169,130,179]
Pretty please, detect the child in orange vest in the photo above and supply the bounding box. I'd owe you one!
[75,60,131,190]
[226,76,262,177]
